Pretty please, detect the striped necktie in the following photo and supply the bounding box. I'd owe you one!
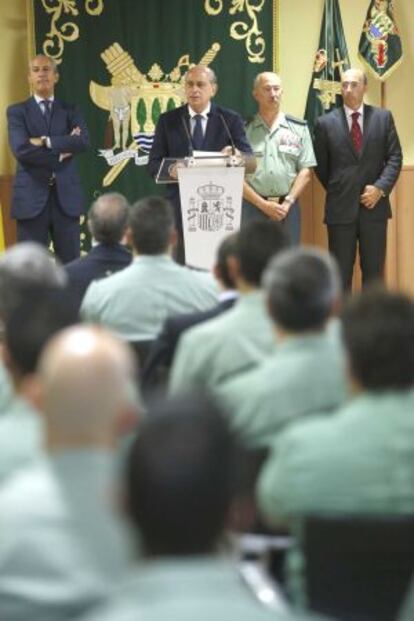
[40,99,52,127]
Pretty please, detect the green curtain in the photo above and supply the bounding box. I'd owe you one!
[32,0,277,247]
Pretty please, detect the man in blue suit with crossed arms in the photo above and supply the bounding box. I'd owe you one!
[7,55,90,263]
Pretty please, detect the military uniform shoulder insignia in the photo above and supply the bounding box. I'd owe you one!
[285,114,308,126]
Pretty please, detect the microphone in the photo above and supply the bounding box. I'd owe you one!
[219,113,236,155]
[181,114,193,157]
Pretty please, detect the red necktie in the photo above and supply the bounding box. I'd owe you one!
[350,111,362,153]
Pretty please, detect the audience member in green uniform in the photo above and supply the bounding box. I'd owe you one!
[257,287,414,605]
[81,393,317,621]
[0,325,139,621]
[81,196,218,341]
[0,242,68,482]
[217,246,347,448]
[169,220,289,394]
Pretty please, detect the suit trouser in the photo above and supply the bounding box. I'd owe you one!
[17,185,80,264]
[327,214,387,290]
[242,199,301,245]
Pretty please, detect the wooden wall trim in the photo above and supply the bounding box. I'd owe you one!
[0,175,16,248]
[300,166,414,294]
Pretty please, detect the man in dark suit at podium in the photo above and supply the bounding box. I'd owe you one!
[7,55,89,263]
[148,65,253,263]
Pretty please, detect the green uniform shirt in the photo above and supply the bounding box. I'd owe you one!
[80,556,317,621]
[0,363,44,483]
[217,326,347,449]
[257,389,414,606]
[246,113,316,197]
[169,290,276,395]
[0,450,131,620]
[81,255,219,341]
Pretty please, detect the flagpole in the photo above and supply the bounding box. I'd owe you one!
[381,81,386,109]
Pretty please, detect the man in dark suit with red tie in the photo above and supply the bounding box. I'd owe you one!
[314,68,402,290]
[7,55,89,263]
[148,65,253,264]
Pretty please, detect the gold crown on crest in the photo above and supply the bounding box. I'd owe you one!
[91,42,221,106]
[197,182,225,201]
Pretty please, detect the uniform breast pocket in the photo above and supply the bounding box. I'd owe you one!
[278,143,301,159]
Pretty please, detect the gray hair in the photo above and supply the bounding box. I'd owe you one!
[29,54,58,74]
[0,242,67,319]
[186,65,217,85]
[88,192,129,244]
[263,246,342,332]
[253,71,281,91]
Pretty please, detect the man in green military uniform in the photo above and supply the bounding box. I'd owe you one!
[243,72,316,244]
[216,247,347,449]
[257,287,414,605]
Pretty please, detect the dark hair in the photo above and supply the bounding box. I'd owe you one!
[126,394,237,556]
[128,196,175,254]
[263,247,341,331]
[341,286,414,391]
[216,232,238,289]
[5,285,79,376]
[236,221,289,286]
[88,193,129,245]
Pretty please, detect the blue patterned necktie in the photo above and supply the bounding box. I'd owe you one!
[192,114,204,150]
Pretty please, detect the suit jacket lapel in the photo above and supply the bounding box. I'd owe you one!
[28,96,49,133]
[179,106,194,154]
[203,104,221,151]
[360,104,373,155]
[49,98,63,135]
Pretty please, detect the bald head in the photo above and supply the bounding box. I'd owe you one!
[253,72,283,113]
[88,192,129,244]
[341,68,367,110]
[253,71,282,91]
[39,326,139,448]
[342,67,367,85]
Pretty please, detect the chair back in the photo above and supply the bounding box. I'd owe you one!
[303,513,414,621]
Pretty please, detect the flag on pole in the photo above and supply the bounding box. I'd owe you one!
[304,0,350,135]
[358,0,403,81]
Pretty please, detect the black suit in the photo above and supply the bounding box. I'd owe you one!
[65,243,132,308]
[314,104,402,288]
[148,102,252,262]
[142,296,236,393]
